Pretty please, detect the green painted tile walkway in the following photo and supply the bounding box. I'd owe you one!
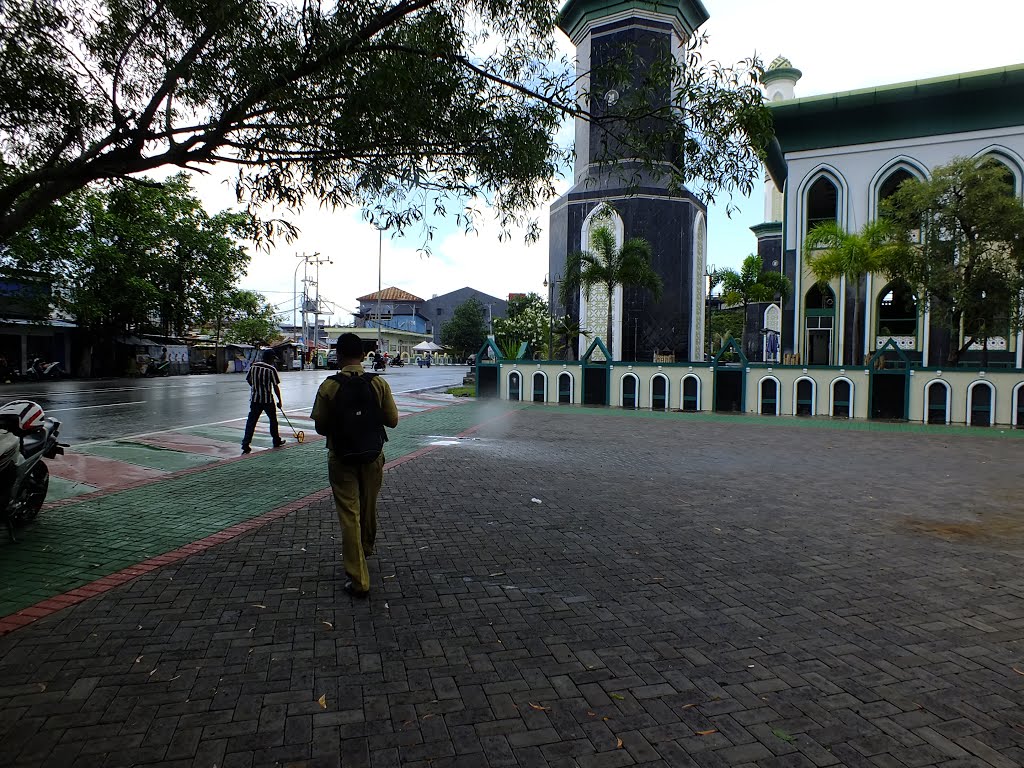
[77,440,221,471]
[0,401,497,617]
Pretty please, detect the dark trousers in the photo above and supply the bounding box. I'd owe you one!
[242,401,281,448]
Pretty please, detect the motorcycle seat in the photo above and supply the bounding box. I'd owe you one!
[20,427,48,456]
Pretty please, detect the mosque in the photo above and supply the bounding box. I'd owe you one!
[478,0,1024,427]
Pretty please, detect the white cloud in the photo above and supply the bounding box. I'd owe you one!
[189,0,1024,312]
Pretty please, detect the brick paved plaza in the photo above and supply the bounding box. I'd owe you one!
[1,403,1023,767]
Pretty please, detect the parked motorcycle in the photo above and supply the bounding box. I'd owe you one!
[0,400,66,542]
[27,358,64,381]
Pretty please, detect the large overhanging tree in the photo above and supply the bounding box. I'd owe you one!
[885,157,1024,365]
[0,0,771,244]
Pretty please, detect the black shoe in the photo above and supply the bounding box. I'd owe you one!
[272,439,287,448]
[241,445,252,454]
[343,581,369,599]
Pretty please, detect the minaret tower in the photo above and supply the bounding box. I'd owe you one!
[549,1,711,364]
[749,56,802,362]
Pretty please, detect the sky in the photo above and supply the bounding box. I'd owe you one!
[186,0,1024,325]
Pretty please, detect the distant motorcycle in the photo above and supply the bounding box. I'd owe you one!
[146,357,171,377]
[0,400,65,542]
[389,356,405,367]
[371,356,387,372]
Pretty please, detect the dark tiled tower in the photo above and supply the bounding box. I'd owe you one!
[550,0,710,362]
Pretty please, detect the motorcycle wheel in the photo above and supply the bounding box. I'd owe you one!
[21,462,48,522]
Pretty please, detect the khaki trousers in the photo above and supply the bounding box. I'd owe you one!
[328,453,384,592]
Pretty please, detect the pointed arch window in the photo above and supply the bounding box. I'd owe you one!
[806,176,838,233]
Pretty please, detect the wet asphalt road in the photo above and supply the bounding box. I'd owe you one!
[0,365,467,445]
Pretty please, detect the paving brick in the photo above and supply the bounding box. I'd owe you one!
[0,407,1023,768]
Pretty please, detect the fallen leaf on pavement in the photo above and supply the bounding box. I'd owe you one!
[771,728,796,743]
[586,711,597,717]
[317,694,327,709]
[252,604,266,609]
[529,703,550,711]
[321,621,333,629]
[609,693,625,701]
[616,737,624,749]
[1012,666,1024,676]
[681,703,698,710]
[696,729,717,736]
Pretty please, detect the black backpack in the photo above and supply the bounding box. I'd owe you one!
[330,373,387,463]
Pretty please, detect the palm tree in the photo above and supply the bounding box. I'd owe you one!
[717,254,792,360]
[804,220,900,365]
[552,314,590,360]
[560,224,663,358]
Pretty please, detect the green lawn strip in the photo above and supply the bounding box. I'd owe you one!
[76,441,220,471]
[0,401,492,617]
[529,401,1024,437]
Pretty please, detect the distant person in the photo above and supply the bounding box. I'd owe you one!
[311,332,399,598]
[241,349,286,455]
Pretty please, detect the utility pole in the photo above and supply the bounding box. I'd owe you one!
[309,255,332,367]
[295,252,320,367]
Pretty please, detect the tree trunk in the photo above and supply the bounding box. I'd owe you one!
[606,288,614,361]
[740,300,749,360]
[852,281,861,366]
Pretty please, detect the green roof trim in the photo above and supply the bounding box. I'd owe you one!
[750,222,782,238]
[714,336,747,365]
[557,0,709,41]
[768,63,1024,154]
[582,336,612,363]
[760,67,802,86]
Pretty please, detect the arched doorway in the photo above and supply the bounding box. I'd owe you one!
[830,378,852,418]
[968,381,994,427]
[794,378,815,416]
[557,372,573,404]
[759,377,780,416]
[532,372,546,403]
[651,375,668,411]
[508,371,521,401]
[876,280,918,352]
[1014,383,1024,428]
[621,374,639,409]
[682,375,700,412]
[925,380,950,425]
[804,284,835,366]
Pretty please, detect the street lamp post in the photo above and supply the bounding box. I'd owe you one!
[543,273,561,359]
[705,262,716,359]
[376,227,383,354]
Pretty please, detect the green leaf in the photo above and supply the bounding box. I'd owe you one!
[771,728,796,743]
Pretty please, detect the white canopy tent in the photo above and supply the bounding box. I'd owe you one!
[412,341,444,352]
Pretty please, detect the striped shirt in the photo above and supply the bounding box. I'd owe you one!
[246,361,280,404]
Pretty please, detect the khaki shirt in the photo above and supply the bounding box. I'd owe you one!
[311,365,399,452]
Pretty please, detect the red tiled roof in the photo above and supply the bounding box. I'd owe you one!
[356,286,424,303]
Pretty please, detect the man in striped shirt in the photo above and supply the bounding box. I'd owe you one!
[241,349,286,454]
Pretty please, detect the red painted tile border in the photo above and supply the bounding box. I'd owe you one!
[0,405,515,636]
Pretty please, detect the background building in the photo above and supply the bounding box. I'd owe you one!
[420,288,507,345]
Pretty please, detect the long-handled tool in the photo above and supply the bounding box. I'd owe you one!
[278,405,305,443]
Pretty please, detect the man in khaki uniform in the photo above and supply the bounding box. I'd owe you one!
[311,333,399,597]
